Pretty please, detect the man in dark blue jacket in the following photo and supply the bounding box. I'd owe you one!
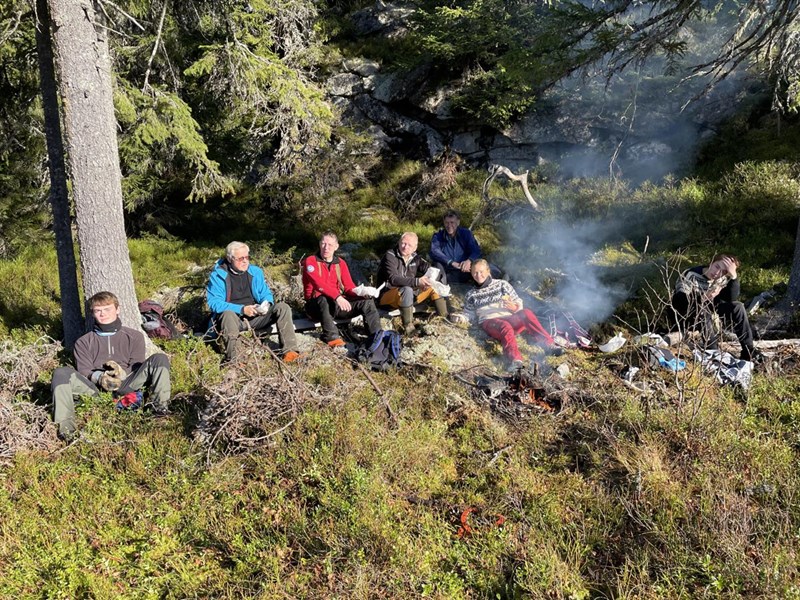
[429,210,483,284]
[206,241,300,363]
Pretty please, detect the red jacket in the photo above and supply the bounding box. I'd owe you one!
[302,254,357,300]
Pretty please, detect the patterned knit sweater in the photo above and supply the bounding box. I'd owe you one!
[675,267,733,299]
[464,278,521,324]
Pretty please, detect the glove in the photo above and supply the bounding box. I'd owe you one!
[103,360,127,381]
[98,372,123,392]
[255,301,272,315]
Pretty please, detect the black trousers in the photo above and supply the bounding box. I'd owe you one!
[432,261,503,285]
[671,292,754,358]
[305,295,381,342]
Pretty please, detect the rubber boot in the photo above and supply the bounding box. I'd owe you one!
[400,306,415,335]
[433,297,449,318]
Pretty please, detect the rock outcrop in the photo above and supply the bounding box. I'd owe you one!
[325,1,768,183]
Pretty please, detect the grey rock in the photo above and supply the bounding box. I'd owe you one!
[342,58,380,77]
[350,1,414,37]
[327,73,364,97]
[373,64,430,103]
[451,132,484,155]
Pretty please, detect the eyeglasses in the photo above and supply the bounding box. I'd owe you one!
[232,255,250,262]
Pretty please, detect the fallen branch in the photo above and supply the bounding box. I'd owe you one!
[754,339,800,349]
[349,358,398,428]
[472,164,541,228]
[487,444,513,467]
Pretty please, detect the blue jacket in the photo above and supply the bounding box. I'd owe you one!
[206,259,274,318]
[430,226,482,266]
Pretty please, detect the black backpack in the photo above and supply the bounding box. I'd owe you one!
[138,299,180,340]
[356,330,402,371]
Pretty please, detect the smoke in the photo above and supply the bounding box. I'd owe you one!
[489,17,763,326]
[498,216,635,327]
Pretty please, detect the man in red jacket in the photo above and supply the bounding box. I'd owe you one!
[302,231,381,346]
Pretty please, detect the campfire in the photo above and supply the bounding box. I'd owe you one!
[468,364,566,420]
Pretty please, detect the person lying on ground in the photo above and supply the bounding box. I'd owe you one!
[670,253,760,362]
[429,209,501,284]
[302,231,381,347]
[377,231,449,335]
[51,291,171,441]
[206,241,301,363]
[464,259,561,370]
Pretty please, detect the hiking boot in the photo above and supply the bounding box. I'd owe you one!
[58,427,78,443]
[400,306,415,335]
[150,402,172,418]
[742,347,766,367]
[545,345,565,357]
[402,323,417,336]
[283,350,303,363]
[433,297,449,318]
[327,338,346,348]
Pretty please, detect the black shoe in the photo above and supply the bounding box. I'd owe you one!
[58,428,78,443]
[545,346,564,357]
[751,349,767,367]
[150,405,172,418]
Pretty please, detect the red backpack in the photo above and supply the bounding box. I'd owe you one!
[138,300,180,340]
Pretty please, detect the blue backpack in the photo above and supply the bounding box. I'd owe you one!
[356,330,402,371]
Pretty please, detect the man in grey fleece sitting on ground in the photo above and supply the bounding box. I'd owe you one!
[50,291,171,440]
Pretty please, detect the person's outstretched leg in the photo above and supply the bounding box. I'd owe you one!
[716,300,755,359]
[51,366,98,438]
[307,296,341,342]
[518,309,555,345]
[216,310,244,361]
[481,317,522,362]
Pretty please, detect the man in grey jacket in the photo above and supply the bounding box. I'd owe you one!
[50,291,171,440]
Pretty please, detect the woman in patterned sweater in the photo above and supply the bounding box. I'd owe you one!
[464,260,559,369]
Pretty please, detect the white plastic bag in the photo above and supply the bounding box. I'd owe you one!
[430,279,450,298]
[353,284,379,298]
[598,332,626,353]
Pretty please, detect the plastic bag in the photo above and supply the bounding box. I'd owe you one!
[598,332,626,353]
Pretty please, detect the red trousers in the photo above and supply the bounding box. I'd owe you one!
[480,309,554,361]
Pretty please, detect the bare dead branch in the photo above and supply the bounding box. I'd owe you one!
[96,0,146,31]
[142,0,168,93]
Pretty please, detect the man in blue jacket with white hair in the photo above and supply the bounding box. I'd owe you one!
[206,241,300,363]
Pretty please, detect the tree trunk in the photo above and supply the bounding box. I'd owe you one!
[787,216,800,306]
[45,0,141,330]
[35,0,84,348]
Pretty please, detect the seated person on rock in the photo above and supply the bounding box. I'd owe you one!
[430,209,501,284]
[670,253,759,362]
[430,209,481,284]
[464,260,560,370]
[377,231,449,335]
[51,291,171,440]
[206,241,301,363]
[302,231,381,347]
